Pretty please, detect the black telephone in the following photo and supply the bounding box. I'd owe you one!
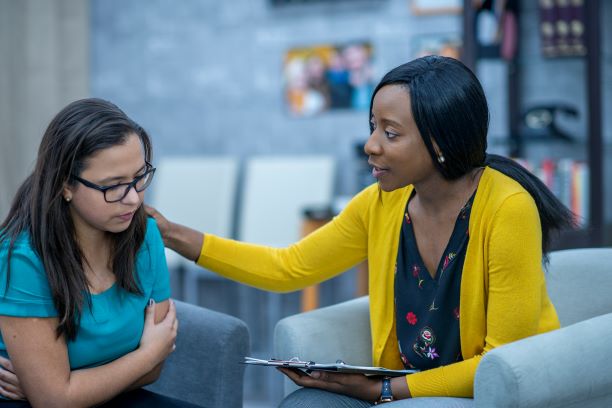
[521,104,579,142]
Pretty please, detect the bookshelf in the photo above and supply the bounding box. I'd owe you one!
[461,0,605,249]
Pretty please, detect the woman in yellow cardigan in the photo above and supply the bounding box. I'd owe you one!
[147,56,574,406]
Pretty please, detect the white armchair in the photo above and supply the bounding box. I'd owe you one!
[274,248,612,407]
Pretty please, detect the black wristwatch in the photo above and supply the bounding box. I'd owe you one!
[376,376,394,404]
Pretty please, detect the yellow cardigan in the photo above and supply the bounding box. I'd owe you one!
[197,167,560,397]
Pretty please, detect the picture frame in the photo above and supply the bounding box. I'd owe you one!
[412,32,462,60]
[283,42,374,117]
[410,0,462,15]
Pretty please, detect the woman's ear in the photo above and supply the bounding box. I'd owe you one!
[62,184,73,203]
[431,138,445,164]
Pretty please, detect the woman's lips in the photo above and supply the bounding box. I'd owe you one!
[371,166,388,179]
[117,212,134,222]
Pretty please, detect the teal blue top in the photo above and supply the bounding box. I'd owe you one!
[0,217,171,369]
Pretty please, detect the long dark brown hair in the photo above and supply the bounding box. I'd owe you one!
[0,98,152,340]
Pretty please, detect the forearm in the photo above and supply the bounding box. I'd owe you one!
[165,221,203,262]
[2,302,175,408]
[83,300,171,399]
[405,356,480,398]
[126,362,164,391]
[125,300,172,391]
[198,224,366,292]
[365,376,411,402]
[360,376,411,402]
[56,348,158,408]
[391,376,411,400]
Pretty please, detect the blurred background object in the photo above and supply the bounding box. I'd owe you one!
[521,103,579,143]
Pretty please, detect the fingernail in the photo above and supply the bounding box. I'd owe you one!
[311,371,321,379]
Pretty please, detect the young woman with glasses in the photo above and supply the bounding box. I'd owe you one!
[0,98,199,407]
[147,56,575,406]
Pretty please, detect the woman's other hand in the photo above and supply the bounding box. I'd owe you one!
[144,205,203,262]
[277,368,380,402]
[0,355,26,400]
[139,299,178,365]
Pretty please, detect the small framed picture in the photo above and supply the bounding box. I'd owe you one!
[283,42,374,117]
[410,0,462,15]
[412,33,462,60]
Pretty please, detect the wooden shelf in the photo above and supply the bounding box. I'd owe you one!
[462,0,605,247]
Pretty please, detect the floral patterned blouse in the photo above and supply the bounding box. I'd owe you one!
[394,190,475,371]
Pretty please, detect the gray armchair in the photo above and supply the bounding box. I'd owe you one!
[147,300,250,408]
[274,248,612,407]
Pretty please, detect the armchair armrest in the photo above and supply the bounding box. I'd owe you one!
[146,300,250,408]
[274,296,371,396]
[475,312,612,408]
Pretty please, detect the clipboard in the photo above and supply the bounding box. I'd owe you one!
[243,357,419,377]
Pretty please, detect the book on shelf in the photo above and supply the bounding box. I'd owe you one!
[514,157,589,226]
[538,0,586,58]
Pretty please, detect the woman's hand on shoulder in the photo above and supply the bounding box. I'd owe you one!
[139,299,178,366]
[0,356,25,400]
[144,205,203,262]
[144,205,173,246]
[277,368,380,402]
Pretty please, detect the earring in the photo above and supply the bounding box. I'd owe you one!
[437,155,445,164]
[64,196,72,203]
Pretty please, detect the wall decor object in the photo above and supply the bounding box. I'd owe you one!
[412,33,462,60]
[284,42,374,117]
[410,0,462,15]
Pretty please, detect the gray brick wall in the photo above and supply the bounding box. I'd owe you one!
[91,0,462,197]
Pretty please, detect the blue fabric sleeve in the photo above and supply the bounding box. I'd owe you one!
[0,243,57,317]
[145,217,171,302]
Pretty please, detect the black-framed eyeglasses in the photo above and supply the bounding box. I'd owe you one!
[71,162,156,203]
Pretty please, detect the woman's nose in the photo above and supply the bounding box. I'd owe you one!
[121,185,141,205]
[364,131,381,156]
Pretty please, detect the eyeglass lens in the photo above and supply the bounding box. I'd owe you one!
[105,170,154,202]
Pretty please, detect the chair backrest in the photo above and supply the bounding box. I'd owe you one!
[238,155,335,245]
[236,155,335,400]
[545,247,612,326]
[151,156,239,268]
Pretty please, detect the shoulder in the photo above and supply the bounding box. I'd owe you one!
[474,167,539,224]
[145,216,161,239]
[340,183,379,217]
[136,217,164,262]
[138,216,167,264]
[341,183,411,223]
[0,231,44,272]
[349,183,411,210]
[144,216,163,243]
[353,183,380,202]
[478,167,536,207]
[137,217,170,295]
[483,167,529,194]
[0,232,55,313]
